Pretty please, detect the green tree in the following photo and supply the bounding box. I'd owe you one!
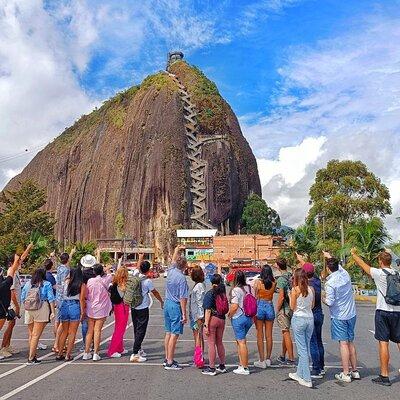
[292,222,318,257]
[241,194,281,235]
[68,241,97,267]
[309,160,391,226]
[114,212,125,239]
[0,180,56,268]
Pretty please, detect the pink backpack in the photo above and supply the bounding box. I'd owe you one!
[242,285,257,317]
[193,345,204,368]
[215,293,229,316]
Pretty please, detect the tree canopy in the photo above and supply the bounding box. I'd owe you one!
[241,194,281,235]
[0,180,56,267]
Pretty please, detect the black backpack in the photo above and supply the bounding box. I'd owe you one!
[380,269,400,306]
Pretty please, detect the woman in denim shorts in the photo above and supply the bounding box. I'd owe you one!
[56,267,85,361]
[254,265,276,369]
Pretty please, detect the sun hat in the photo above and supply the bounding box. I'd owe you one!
[80,254,97,268]
[302,262,315,274]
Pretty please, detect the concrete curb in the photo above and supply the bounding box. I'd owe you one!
[355,295,377,303]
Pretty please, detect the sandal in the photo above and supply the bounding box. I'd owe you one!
[55,355,65,361]
[64,355,73,362]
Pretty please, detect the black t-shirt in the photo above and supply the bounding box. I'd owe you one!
[203,289,226,320]
[82,268,95,284]
[0,276,13,316]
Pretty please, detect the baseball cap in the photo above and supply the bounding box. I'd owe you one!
[80,254,97,268]
[302,262,315,274]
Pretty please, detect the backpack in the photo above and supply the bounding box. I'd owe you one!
[193,345,205,368]
[24,284,43,311]
[242,285,257,318]
[123,275,144,308]
[381,269,400,306]
[215,293,229,316]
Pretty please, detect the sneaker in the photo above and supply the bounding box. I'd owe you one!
[233,366,250,375]
[4,346,19,355]
[163,358,167,367]
[0,355,4,361]
[164,361,182,370]
[26,357,41,365]
[37,343,47,350]
[202,367,217,376]
[298,378,313,388]
[351,370,361,380]
[335,372,351,383]
[371,375,391,386]
[277,356,286,364]
[265,359,271,367]
[130,354,147,363]
[320,368,326,376]
[92,353,101,361]
[0,348,12,358]
[286,359,296,367]
[110,352,121,358]
[216,364,227,373]
[138,349,147,357]
[82,352,92,360]
[254,360,267,369]
[311,370,324,379]
[121,349,129,355]
[289,372,301,382]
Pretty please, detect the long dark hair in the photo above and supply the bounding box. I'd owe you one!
[68,267,83,297]
[234,270,246,288]
[260,265,275,290]
[31,268,46,286]
[210,274,226,296]
[93,264,104,277]
[294,268,309,297]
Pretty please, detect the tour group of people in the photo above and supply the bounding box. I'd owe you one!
[0,243,399,388]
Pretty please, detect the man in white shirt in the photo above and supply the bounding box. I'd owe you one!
[351,248,400,386]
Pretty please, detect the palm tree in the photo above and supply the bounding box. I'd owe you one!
[293,222,319,257]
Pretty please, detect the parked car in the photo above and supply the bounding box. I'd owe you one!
[225,267,261,287]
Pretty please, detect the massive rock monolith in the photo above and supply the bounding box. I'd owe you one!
[5,55,261,257]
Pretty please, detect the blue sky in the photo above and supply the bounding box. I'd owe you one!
[1,0,400,237]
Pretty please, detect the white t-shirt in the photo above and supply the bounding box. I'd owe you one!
[135,275,154,310]
[371,267,400,312]
[10,271,21,306]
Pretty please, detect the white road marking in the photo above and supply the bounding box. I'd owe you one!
[0,320,115,380]
[0,322,131,400]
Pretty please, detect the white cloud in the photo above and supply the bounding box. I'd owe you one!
[242,14,400,240]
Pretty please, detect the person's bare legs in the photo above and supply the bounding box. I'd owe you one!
[164,333,170,361]
[265,320,274,360]
[29,322,47,360]
[166,334,179,364]
[378,341,390,377]
[283,330,294,360]
[27,323,33,350]
[237,339,249,368]
[255,319,265,361]
[84,318,95,353]
[93,318,106,354]
[57,321,70,357]
[339,341,350,374]
[53,321,62,352]
[348,341,358,371]
[65,321,80,358]
[1,319,16,349]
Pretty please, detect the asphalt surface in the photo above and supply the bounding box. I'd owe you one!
[0,278,399,400]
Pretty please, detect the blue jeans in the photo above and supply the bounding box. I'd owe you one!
[292,315,314,382]
[81,318,88,346]
[310,310,325,373]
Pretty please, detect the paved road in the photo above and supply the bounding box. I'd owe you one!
[0,278,399,400]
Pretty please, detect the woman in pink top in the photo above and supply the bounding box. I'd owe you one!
[83,264,112,361]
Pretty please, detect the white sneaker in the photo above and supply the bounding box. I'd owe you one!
[233,366,250,375]
[110,352,121,358]
[289,372,301,382]
[265,359,271,367]
[335,372,351,383]
[82,352,92,360]
[138,349,147,357]
[0,348,12,358]
[254,360,266,369]
[93,353,101,361]
[130,354,147,363]
[37,343,47,350]
[351,370,361,380]
[0,355,5,360]
[299,378,313,388]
